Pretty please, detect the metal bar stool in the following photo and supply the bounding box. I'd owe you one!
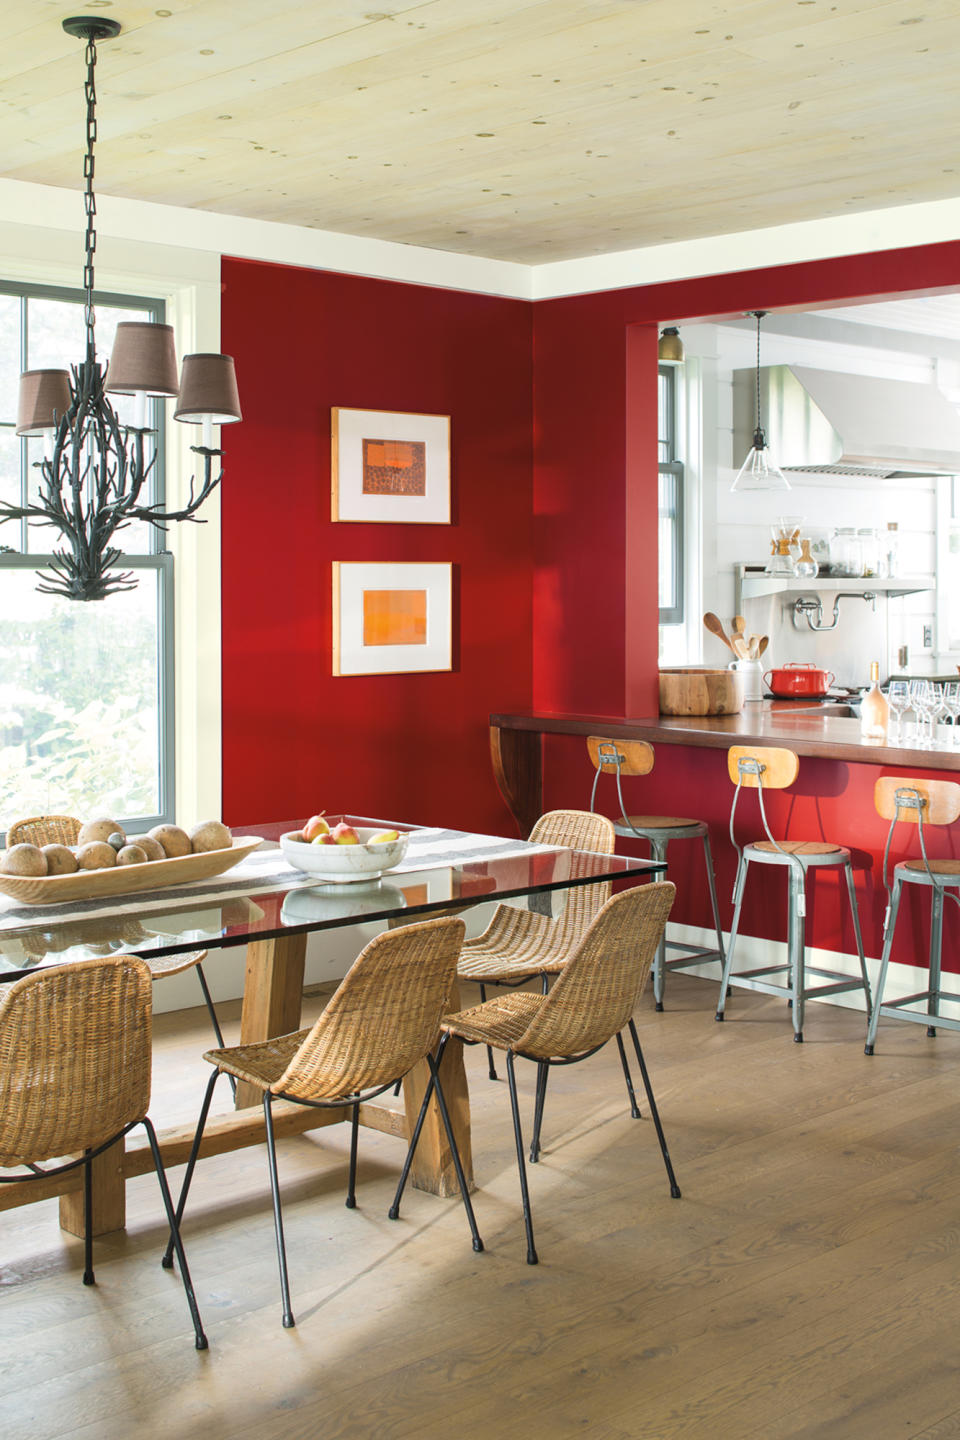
[715,745,870,1042]
[865,776,960,1055]
[587,736,725,1010]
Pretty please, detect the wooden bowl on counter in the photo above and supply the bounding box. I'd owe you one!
[659,667,744,716]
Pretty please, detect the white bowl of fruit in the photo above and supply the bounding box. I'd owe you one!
[280,816,409,883]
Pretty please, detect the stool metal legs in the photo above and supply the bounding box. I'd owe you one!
[864,874,960,1055]
[717,854,869,1042]
[648,832,725,1011]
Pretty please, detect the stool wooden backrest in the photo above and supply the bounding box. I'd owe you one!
[727,745,799,790]
[587,737,655,777]
[874,777,960,826]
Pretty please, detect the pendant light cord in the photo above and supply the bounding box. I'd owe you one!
[82,33,99,365]
[751,309,767,448]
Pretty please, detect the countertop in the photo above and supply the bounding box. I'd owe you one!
[490,702,960,770]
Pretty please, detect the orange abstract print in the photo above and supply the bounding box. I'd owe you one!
[362,438,427,496]
[362,589,428,647]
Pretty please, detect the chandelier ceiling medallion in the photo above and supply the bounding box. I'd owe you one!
[3,16,241,601]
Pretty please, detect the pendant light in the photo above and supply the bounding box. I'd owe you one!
[2,17,242,601]
[730,310,790,493]
[658,326,684,365]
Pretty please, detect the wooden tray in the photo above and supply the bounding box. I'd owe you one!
[0,836,264,906]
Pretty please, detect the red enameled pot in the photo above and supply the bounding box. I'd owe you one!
[763,661,836,698]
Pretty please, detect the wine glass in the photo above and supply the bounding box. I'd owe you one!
[909,680,933,747]
[928,683,948,747]
[886,680,909,744]
[942,682,960,746]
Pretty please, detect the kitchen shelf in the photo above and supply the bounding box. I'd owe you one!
[735,563,933,612]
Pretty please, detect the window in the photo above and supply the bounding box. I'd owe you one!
[658,364,684,625]
[0,282,174,831]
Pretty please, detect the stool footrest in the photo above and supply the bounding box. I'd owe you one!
[663,942,724,972]
[728,966,868,1003]
[876,989,960,1032]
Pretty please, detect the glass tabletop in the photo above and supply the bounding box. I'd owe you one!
[0,817,667,979]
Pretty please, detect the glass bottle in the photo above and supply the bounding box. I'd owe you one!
[885,522,900,579]
[860,661,889,741]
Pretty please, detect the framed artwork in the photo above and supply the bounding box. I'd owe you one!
[332,561,453,675]
[331,408,450,524]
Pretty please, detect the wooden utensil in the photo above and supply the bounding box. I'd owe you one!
[731,636,750,660]
[757,635,769,658]
[732,616,746,637]
[703,612,735,652]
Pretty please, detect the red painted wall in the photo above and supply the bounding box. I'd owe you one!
[219,240,960,969]
[219,257,533,832]
[532,241,960,718]
[532,240,960,963]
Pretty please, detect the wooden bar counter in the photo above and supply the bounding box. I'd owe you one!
[491,703,960,836]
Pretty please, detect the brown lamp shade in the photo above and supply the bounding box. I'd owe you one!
[16,369,72,435]
[173,353,242,425]
[104,321,180,397]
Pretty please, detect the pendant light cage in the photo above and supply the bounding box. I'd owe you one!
[730,310,791,494]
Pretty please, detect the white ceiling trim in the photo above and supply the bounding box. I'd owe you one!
[0,178,533,301]
[531,196,960,302]
[2,178,960,306]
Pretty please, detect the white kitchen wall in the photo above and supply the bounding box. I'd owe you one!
[670,318,943,687]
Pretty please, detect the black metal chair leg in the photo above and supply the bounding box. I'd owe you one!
[163,1066,221,1269]
[82,1151,95,1286]
[263,1092,295,1328]
[530,1061,549,1162]
[479,984,498,1080]
[628,1019,681,1199]
[195,963,235,1097]
[389,1060,437,1221]
[616,1031,641,1119]
[506,1051,538,1265]
[143,1118,208,1350]
[345,1100,360,1209]
[429,1053,484,1253]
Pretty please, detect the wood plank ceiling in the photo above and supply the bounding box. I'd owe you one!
[2,0,958,265]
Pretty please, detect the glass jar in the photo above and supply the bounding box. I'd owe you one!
[830,528,863,578]
[858,527,880,578]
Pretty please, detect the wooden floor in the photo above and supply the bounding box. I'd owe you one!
[4,974,960,1440]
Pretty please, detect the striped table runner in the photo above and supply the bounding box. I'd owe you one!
[0,827,561,934]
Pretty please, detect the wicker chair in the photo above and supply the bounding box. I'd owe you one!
[165,915,482,1329]
[426,881,680,1265]
[457,809,616,1085]
[0,955,207,1349]
[7,815,230,1073]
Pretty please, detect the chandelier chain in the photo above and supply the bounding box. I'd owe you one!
[82,35,99,363]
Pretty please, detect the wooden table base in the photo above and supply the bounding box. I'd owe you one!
[0,929,476,1236]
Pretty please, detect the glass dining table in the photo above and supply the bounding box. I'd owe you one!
[0,817,666,1237]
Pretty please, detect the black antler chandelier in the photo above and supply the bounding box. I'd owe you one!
[3,16,241,601]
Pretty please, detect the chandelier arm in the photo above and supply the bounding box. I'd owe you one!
[126,447,224,525]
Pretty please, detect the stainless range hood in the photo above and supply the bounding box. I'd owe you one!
[733,365,960,477]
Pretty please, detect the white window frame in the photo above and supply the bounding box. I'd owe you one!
[0,218,223,828]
